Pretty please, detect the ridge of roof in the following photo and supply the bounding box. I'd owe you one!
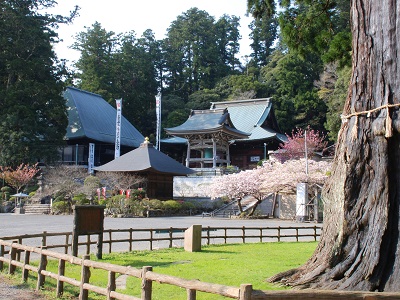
[210,98,272,109]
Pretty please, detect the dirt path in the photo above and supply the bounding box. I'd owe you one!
[0,275,47,300]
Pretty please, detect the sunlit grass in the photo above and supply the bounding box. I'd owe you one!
[2,242,317,299]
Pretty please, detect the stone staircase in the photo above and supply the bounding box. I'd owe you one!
[204,196,259,218]
[23,203,51,215]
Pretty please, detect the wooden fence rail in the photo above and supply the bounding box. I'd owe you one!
[1,239,399,300]
[0,225,321,256]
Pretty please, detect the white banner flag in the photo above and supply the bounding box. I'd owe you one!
[155,91,161,150]
[88,143,95,174]
[115,99,122,158]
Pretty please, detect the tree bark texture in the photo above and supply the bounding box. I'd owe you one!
[271,0,400,291]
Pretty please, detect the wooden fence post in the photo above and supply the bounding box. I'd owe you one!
[22,250,31,282]
[42,231,47,248]
[150,229,153,251]
[187,288,196,300]
[8,242,17,274]
[64,234,69,254]
[56,258,65,298]
[80,254,91,300]
[86,234,91,255]
[296,228,299,242]
[129,228,133,252]
[277,226,281,242]
[224,228,227,244]
[169,227,173,248]
[0,244,4,271]
[141,266,153,300]
[17,237,22,261]
[36,250,47,291]
[207,226,210,245]
[242,226,245,243]
[314,226,317,241]
[239,284,252,300]
[107,270,116,300]
[109,231,112,254]
[259,228,263,242]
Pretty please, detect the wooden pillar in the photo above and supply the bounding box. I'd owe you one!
[225,140,231,166]
[212,138,217,168]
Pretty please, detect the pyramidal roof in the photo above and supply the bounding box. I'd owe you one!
[64,87,144,147]
[94,138,195,175]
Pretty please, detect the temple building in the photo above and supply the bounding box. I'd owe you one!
[164,98,287,170]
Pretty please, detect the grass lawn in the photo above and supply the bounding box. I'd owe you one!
[4,242,317,299]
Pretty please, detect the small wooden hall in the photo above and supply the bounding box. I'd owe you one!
[165,108,250,168]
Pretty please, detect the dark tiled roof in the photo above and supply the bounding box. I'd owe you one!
[64,87,144,147]
[211,98,287,143]
[165,109,249,139]
[94,140,195,175]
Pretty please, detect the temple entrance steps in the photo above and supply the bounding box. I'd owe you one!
[203,196,261,218]
[23,203,51,215]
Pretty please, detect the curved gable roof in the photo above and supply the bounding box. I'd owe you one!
[165,109,249,139]
[64,87,144,148]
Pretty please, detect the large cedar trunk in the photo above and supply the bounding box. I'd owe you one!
[270,0,400,291]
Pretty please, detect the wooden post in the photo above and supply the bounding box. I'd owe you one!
[109,231,112,253]
[242,226,245,243]
[64,234,69,254]
[278,226,281,242]
[187,288,196,300]
[129,228,133,252]
[0,244,4,271]
[17,237,22,261]
[207,226,210,245]
[56,258,65,298]
[22,250,30,282]
[72,231,79,257]
[42,231,47,248]
[86,234,91,255]
[9,242,17,274]
[314,226,317,241]
[141,266,153,300]
[36,250,47,291]
[80,254,91,300]
[97,232,103,259]
[259,228,263,242]
[169,227,173,248]
[239,284,252,300]
[296,228,299,242]
[150,229,153,251]
[224,228,227,244]
[107,271,116,300]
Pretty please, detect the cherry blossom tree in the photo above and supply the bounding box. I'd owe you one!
[274,126,328,162]
[209,159,331,216]
[3,163,39,193]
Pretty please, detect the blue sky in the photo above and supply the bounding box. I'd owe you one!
[47,0,253,67]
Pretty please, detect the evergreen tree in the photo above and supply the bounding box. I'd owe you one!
[0,0,76,166]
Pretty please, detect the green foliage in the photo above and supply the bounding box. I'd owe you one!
[51,201,69,215]
[72,193,90,205]
[0,0,74,166]
[323,65,351,141]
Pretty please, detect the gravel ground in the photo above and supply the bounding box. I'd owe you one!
[0,276,47,300]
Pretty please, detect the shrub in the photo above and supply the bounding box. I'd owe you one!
[163,200,182,213]
[51,201,69,215]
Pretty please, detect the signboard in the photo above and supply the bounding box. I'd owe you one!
[88,143,95,174]
[72,205,105,258]
[250,156,260,162]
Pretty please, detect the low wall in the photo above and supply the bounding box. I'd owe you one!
[173,176,215,199]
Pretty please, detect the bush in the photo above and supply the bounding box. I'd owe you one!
[51,201,69,215]
[73,193,90,205]
[163,200,182,213]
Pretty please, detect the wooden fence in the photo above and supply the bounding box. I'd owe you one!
[0,225,321,256]
[1,238,400,300]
